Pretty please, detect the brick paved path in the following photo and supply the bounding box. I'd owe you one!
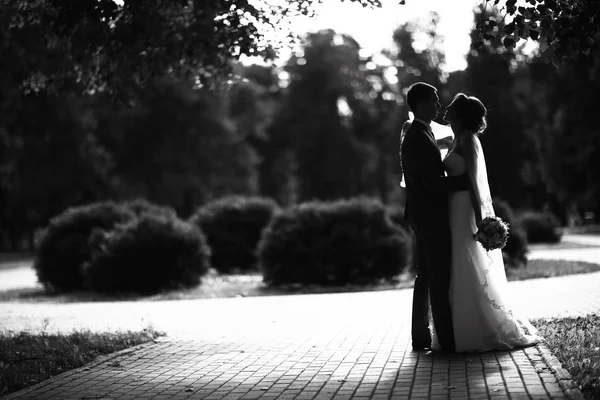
[2,235,599,399]
[0,328,574,400]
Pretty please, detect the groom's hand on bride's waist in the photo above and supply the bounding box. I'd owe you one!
[446,174,469,191]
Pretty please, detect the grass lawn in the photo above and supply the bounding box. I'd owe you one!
[505,259,600,281]
[533,314,600,400]
[0,253,34,271]
[563,224,600,235]
[0,259,599,303]
[0,327,164,397]
[528,241,599,251]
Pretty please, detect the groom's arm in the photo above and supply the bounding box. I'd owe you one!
[445,174,469,191]
[403,134,468,193]
[425,168,469,192]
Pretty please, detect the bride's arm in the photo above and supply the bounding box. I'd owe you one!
[462,136,484,225]
[436,136,453,149]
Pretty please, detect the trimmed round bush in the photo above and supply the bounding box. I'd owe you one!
[387,205,411,232]
[493,198,529,268]
[34,202,136,293]
[188,196,280,273]
[493,197,516,226]
[121,198,177,219]
[387,205,416,273]
[84,214,210,295]
[517,211,563,244]
[258,197,411,286]
[502,227,528,268]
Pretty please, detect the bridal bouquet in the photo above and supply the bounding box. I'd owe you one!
[474,216,510,251]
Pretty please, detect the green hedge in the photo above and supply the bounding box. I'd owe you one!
[387,206,416,273]
[517,211,563,244]
[122,198,177,219]
[387,206,411,232]
[258,198,411,286]
[84,214,210,295]
[34,202,136,292]
[494,198,529,267]
[189,196,280,273]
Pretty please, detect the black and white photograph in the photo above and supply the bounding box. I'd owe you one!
[1,0,599,399]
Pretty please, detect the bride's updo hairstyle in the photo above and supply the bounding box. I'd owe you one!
[449,93,487,136]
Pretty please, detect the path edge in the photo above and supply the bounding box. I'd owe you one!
[537,343,584,400]
[0,336,170,400]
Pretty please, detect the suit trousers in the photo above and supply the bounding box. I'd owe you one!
[411,227,456,352]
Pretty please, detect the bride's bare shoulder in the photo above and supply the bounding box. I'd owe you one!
[462,134,482,153]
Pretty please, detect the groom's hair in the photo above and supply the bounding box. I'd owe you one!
[406,82,436,112]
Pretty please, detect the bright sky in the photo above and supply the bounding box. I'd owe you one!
[112,0,512,72]
[271,0,485,72]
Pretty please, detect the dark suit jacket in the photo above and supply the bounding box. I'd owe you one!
[400,120,467,236]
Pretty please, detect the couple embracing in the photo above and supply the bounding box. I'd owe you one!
[400,82,541,353]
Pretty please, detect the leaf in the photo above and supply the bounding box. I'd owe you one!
[545,0,557,11]
[530,30,539,40]
[504,22,516,35]
[540,14,553,29]
[523,7,535,20]
[503,36,516,48]
[551,56,562,68]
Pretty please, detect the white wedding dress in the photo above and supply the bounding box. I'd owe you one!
[430,137,541,353]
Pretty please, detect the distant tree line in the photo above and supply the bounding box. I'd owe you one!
[1,1,598,250]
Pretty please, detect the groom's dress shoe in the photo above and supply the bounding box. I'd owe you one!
[412,342,431,351]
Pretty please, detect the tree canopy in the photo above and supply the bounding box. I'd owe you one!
[2,0,600,250]
[0,0,382,102]
[2,0,598,105]
[477,0,600,65]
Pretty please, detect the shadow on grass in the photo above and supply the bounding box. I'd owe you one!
[528,241,599,251]
[0,253,34,271]
[0,272,416,303]
[562,224,600,235]
[1,259,599,304]
[505,259,600,281]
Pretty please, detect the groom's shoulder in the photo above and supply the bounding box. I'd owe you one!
[404,122,425,142]
[409,120,427,132]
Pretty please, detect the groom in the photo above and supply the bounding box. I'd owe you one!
[400,82,468,352]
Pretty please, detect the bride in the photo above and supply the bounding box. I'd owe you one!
[434,93,541,352]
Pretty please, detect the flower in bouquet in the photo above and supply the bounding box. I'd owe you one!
[474,216,510,251]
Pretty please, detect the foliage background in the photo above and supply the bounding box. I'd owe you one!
[1,0,598,251]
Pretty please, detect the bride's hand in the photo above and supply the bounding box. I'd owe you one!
[436,135,453,149]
